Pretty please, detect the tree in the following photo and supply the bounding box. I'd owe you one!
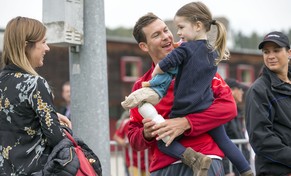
[106,27,133,38]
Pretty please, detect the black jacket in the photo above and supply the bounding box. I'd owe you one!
[33,129,102,176]
[0,64,65,176]
[38,138,80,176]
[245,66,291,175]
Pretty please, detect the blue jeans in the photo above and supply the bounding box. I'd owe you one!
[150,159,224,176]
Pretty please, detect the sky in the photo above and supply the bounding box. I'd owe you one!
[0,0,291,35]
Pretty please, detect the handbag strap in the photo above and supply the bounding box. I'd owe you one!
[64,130,78,147]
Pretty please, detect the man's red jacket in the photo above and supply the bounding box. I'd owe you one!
[128,65,237,172]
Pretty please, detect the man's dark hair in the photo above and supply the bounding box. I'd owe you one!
[132,12,160,43]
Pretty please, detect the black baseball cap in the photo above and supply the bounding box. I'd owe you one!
[258,31,290,49]
[225,78,248,91]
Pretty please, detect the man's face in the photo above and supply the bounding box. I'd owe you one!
[232,87,243,103]
[139,19,174,64]
[62,84,71,104]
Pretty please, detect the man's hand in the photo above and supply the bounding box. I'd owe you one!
[152,117,190,146]
[142,118,157,141]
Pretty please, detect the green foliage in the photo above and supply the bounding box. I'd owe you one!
[106,26,291,50]
[106,27,133,38]
[233,31,262,49]
[233,29,291,50]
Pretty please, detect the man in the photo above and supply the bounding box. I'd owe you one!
[224,78,251,175]
[113,110,149,176]
[59,81,71,120]
[127,13,237,176]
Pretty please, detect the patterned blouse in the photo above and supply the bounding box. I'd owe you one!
[0,64,65,175]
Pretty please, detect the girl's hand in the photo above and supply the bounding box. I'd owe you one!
[172,39,183,48]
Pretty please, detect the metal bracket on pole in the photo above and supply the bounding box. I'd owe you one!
[70,45,80,53]
[43,0,84,47]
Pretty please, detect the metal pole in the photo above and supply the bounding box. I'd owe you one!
[69,0,110,175]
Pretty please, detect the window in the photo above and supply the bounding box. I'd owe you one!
[236,64,255,85]
[120,56,142,82]
[217,63,229,79]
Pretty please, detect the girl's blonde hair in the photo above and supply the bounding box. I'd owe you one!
[1,16,47,75]
[175,1,230,65]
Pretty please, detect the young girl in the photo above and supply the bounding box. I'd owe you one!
[122,2,253,176]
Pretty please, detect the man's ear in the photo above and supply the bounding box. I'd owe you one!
[139,42,149,52]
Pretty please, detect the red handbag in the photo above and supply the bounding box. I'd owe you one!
[64,130,98,176]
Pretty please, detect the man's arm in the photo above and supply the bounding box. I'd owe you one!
[153,73,236,146]
[113,120,128,147]
[127,115,156,151]
[126,68,161,151]
[113,134,127,147]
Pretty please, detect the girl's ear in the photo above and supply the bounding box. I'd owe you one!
[195,21,203,31]
[139,42,149,52]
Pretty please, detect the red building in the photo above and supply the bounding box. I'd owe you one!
[0,35,263,139]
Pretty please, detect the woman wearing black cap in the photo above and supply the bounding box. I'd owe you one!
[245,31,291,175]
